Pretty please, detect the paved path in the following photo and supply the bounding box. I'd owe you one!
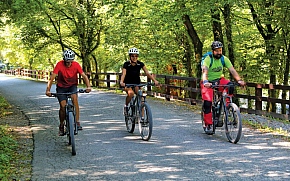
[0,73,290,181]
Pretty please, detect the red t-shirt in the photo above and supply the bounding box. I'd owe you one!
[53,60,84,88]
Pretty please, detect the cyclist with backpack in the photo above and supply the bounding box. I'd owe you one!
[201,41,245,134]
[120,47,159,115]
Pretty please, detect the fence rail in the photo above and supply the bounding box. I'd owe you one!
[4,69,290,120]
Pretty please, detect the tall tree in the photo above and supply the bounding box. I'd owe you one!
[248,0,282,112]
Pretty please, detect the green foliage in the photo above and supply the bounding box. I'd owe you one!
[0,0,289,85]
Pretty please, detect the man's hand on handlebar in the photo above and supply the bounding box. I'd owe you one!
[45,90,52,97]
[237,80,246,87]
[204,82,212,88]
[85,87,92,93]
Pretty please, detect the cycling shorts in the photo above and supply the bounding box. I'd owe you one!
[56,85,77,102]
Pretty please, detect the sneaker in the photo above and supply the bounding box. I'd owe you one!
[77,122,83,130]
[205,124,213,135]
[123,106,129,116]
[59,125,65,136]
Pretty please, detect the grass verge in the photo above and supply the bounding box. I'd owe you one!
[0,94,32,181]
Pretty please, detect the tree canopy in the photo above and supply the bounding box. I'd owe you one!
[0,0,289,86]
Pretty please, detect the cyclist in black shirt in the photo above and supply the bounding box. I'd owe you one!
[120,47,159,115]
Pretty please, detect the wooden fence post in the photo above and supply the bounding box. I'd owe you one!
[189,79,197,100]
[165,76,170,101]
[107,74,110,88]
[147,76,151,91]
[255,84,262,112]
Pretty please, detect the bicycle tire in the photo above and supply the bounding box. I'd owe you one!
[68,111,76,155]
[224,103,242,144]
[125,103,135,133]
[139,103,153,141]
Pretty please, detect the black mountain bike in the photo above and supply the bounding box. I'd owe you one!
[201,82,242,143]
[124,83,154,141]
[51,89,87,155]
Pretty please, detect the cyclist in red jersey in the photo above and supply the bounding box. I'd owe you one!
[46,49,91,136]
[120,47,159,115]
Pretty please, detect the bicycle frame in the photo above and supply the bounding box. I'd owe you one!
[209,82,243,143]
[126,84,148,121]
[124,83,154,141]
[65,95,77,135]
[51,89,86,155]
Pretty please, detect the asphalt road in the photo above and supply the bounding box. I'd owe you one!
[0,73,290,181]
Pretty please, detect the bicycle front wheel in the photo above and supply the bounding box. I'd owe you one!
[125,104,135,133]
[68,111,76,155]
[224,103,242,144]
[138,103,153,141]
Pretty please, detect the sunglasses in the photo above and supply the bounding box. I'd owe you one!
[130,55,138,58]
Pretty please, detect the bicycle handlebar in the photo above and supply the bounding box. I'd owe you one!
[210,82,241,89]
[125,82,155,88]
[50,89,88,97]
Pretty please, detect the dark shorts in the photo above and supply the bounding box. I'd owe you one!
[56,85,77,102]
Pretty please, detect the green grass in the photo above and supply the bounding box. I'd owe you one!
[0,125,18,179]
[0,95,19,180]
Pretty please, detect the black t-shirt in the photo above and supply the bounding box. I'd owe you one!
[123,60,145,84]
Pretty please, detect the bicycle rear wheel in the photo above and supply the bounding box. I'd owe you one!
[139,103,153,141]
[68,111,76,155]
[224,103,242,144]
[125,104,135,133]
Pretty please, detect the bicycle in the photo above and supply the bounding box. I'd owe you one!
[124,83,154,141]
[51,89,87,155]
[201,82,242,144]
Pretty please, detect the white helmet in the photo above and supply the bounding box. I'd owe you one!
[128,47,139,55]
[63,49,75,61]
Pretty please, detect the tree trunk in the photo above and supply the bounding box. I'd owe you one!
[183,14,203,79]
[248,2,279,113]
[223,4,234,68]
[282,42,290,114]
[211,8,224,54]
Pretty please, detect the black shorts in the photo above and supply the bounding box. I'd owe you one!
[56,85,77,102]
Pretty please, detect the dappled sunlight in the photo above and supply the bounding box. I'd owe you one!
[2,75,290,180]
[137,165,183,173]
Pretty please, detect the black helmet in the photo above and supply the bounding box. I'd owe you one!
[211,41,223,50]
[63,49,75,61]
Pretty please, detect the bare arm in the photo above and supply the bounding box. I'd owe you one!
[45,73,57,96]
[120,68,126,87]
[201,66,211,88]
[80,72,92,92]
[142,66,158,85]
[228,66,246,86]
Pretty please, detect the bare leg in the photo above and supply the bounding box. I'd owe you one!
[125,88,135,105]
[71,94,79,122]
[59,100,66,126]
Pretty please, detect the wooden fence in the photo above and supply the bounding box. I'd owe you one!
[4,69,290,120]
